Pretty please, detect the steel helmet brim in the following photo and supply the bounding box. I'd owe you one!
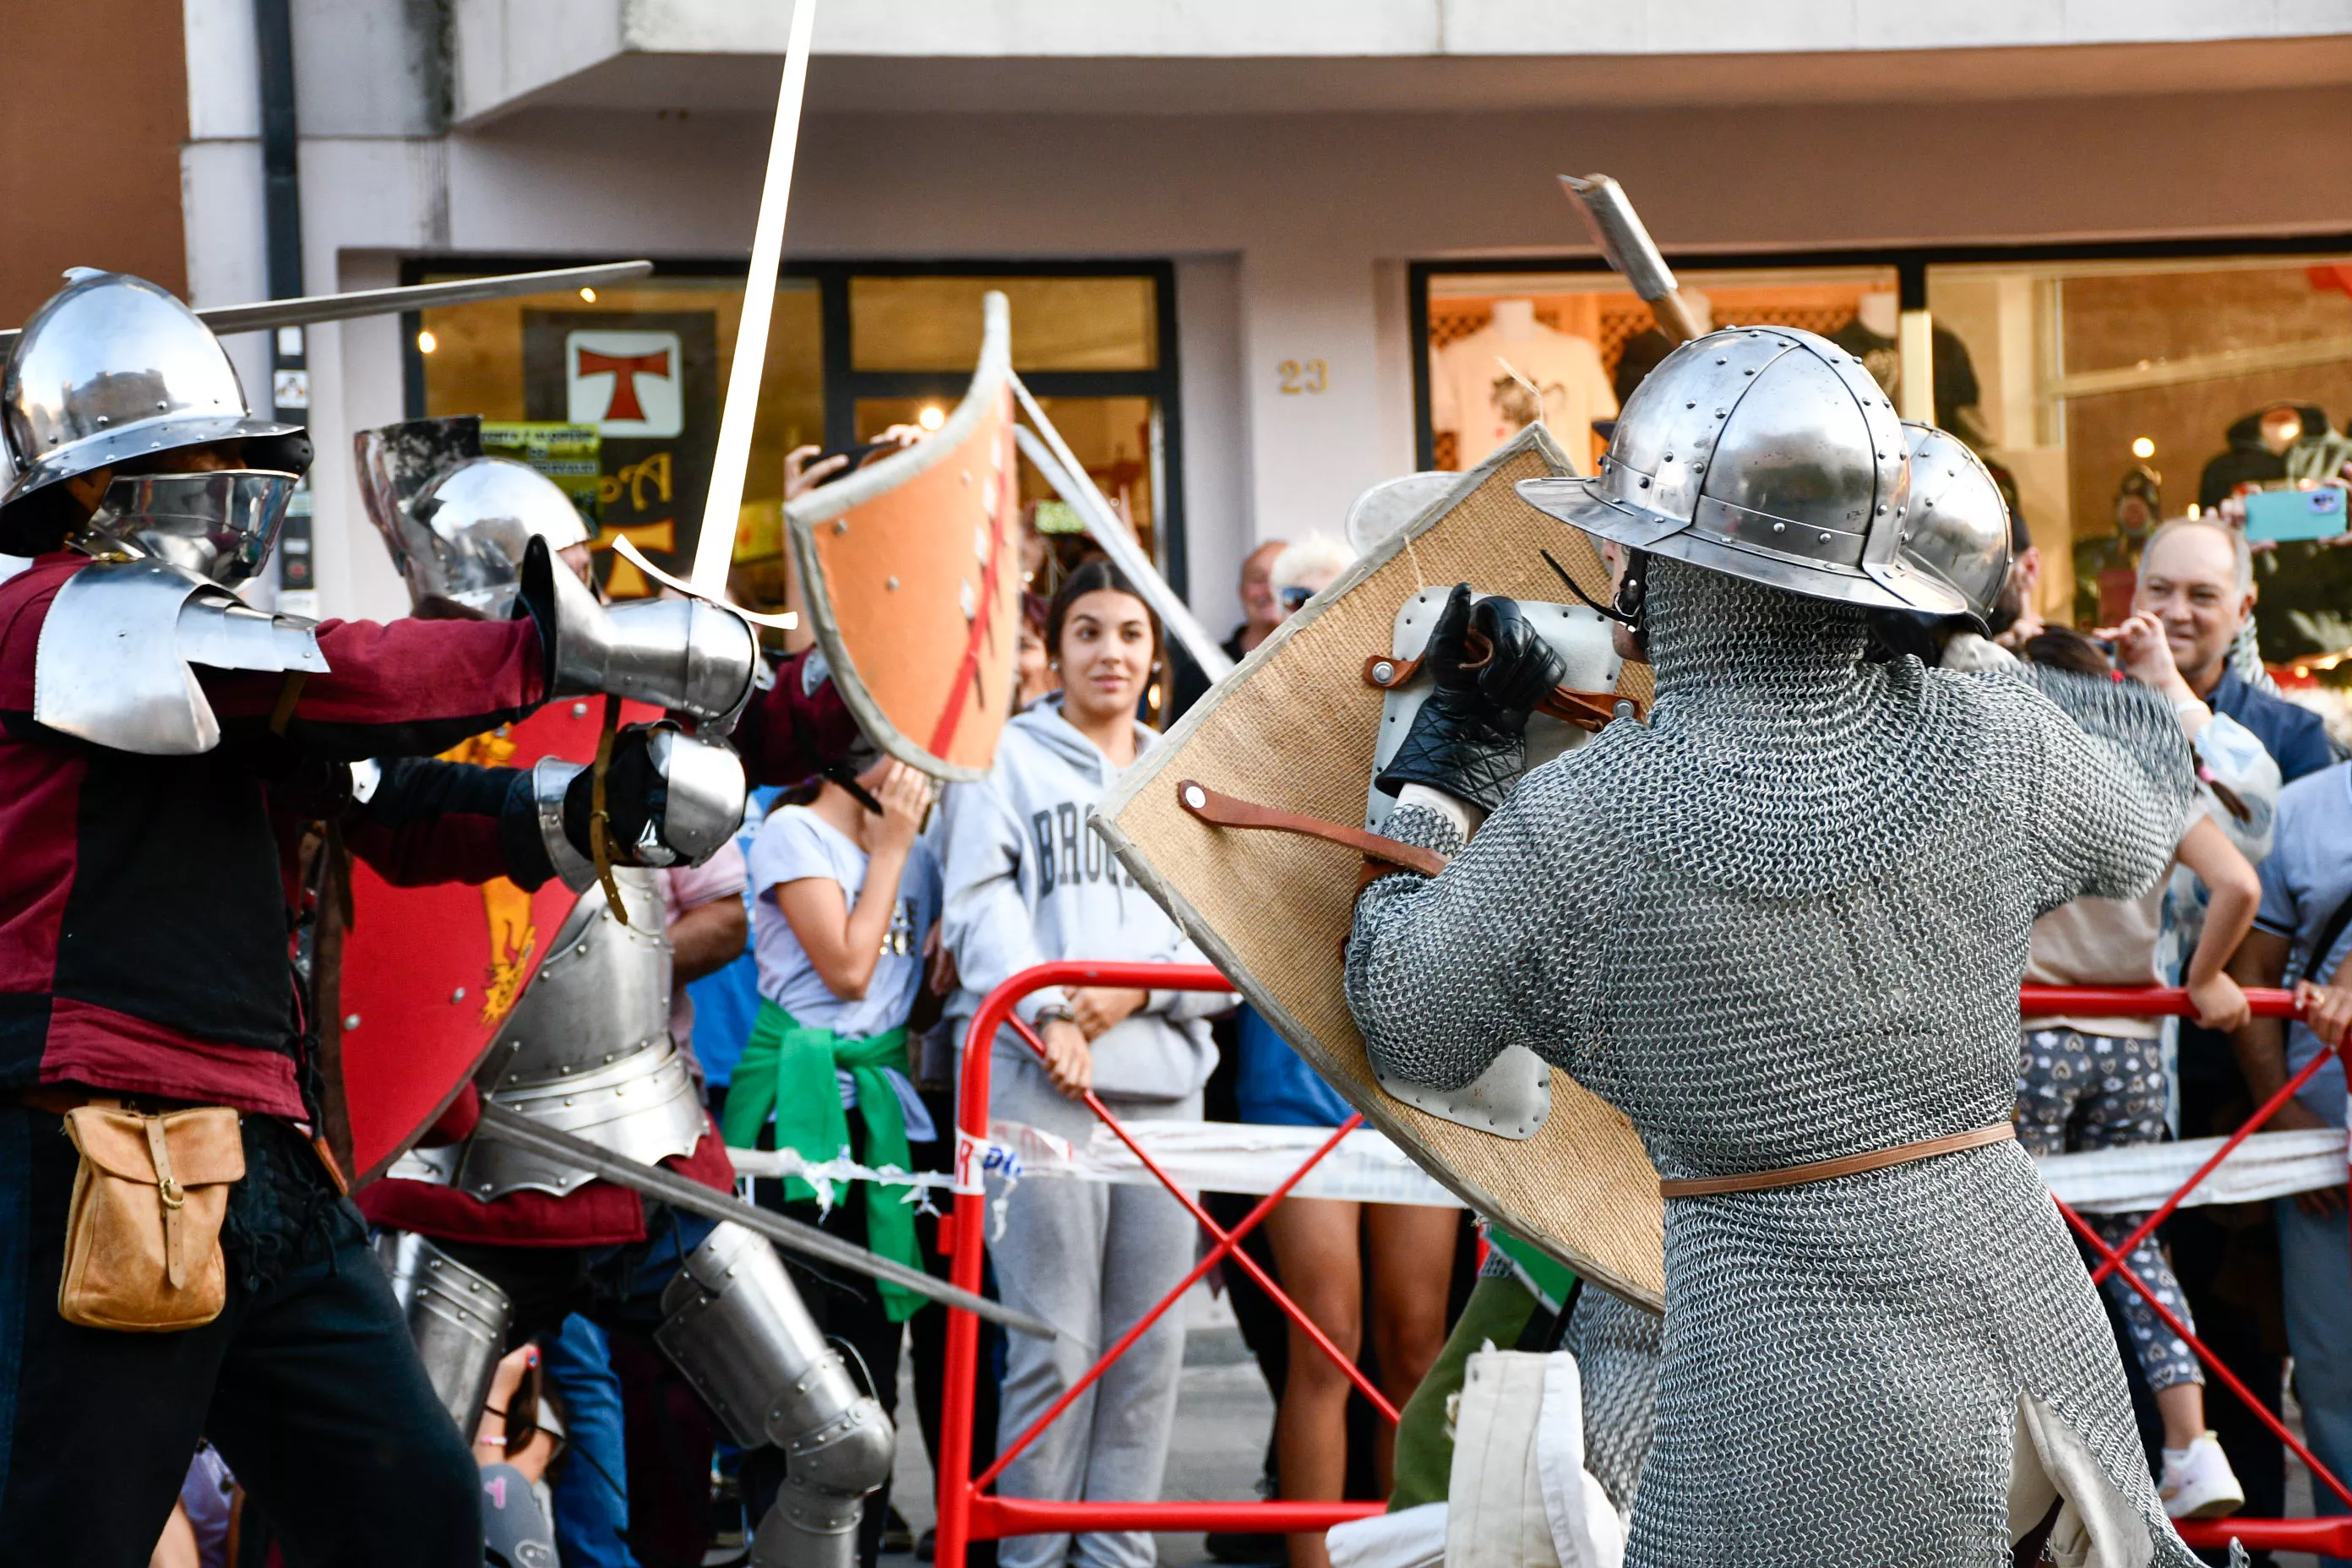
[1517,472,1972,620]
[0,412,311,512]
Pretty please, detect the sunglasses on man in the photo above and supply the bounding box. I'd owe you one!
[1277,585,1315,612]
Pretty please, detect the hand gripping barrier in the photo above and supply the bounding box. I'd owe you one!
[934,961,1388,1568]
[934,972,2351,1561]
[2022,984,2351,1558]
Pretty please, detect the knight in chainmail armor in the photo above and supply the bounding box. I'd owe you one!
[1344,326,2213,1566]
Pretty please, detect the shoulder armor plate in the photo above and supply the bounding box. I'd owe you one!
[33,559,328,754]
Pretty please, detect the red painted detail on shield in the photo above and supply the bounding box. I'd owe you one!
[927,411,1014,759]
[338,696,663,1182]
[576,348,672,423]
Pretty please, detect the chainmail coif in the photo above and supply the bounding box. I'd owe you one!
[1347,557,2201,1566]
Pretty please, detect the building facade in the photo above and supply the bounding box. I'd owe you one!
[46,3,2352,640]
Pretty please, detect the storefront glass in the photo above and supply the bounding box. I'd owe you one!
[411,261,1183,623]
[1416,250,2352,667]
[1925,255,2352,657]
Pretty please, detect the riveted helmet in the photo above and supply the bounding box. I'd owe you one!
[1893,422,2012,634]
[1,271,310,524]
[1516,324,1964,618]
[357,416,591,618]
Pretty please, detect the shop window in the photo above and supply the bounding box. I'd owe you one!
[849,275,1158,372]
[411,271,823,611]
[1414,248,2352,672]
[1926,256,2352,656]
[407,259,1184,623]
[1418,267,1897,476]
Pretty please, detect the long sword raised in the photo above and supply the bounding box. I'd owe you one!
[691,0,821,596]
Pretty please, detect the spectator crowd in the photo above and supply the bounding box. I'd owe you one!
[151,489,2351,1568]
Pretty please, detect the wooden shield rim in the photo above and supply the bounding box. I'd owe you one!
[785,291,1014,783]
[1095,423,1667,1312]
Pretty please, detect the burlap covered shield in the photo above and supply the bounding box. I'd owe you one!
[1096,425,1667,1309]
[786,293,1022,782]
[320,697,657,1184]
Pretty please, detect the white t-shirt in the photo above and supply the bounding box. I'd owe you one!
[1430,324,1617,470]
[747,805,940,1040]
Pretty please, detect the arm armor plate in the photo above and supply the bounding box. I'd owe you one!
[33,558,329,755]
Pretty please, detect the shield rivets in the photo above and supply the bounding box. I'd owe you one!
[343,1014,361,1029]
[572,701,588,717]
[450,987,466,1003]
[885,576,900,591]
[1370,661,1396,684]
[1183,784,1208,809]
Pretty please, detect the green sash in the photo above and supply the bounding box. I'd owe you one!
[722,999,923,1320]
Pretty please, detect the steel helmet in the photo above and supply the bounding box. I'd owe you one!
[1,270,309,518]
[1893,422,2012,634]
[1516,325,1964,618]
[357,417,592,618]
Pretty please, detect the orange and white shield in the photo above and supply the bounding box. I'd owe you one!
[785,292,1023,781]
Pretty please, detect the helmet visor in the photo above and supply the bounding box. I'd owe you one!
[84,470,300,587]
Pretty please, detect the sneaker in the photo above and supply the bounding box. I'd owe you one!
[2160,1432,2246,1520]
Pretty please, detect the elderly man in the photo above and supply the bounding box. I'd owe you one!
[1168,537,1290,718]
[2133,518,2334,783]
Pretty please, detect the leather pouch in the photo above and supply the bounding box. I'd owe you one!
[58,1103,246,1332]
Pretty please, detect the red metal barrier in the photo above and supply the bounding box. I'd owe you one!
[2023,984,2352,1556]
[934,961,1386,1568]
[934,974,2351,1561]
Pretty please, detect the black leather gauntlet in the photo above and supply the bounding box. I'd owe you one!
[1374,584,1565,814]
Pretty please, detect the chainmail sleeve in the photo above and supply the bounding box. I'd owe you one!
[1999,666,2201,912]
[1343,765,1592,1092]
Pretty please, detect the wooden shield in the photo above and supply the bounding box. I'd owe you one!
[1096,426,1668,1309]
[786,292,1022,781]
[321,697,658,1184]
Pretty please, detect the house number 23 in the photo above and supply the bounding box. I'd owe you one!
[1277,359,1328,395]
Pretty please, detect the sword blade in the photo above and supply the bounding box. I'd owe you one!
[470,1100,1061,1340]
[692,0,820,596]
[0,262,657,351]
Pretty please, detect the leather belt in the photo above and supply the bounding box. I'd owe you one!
[1174,779,1451,877]
[1659,1121,2016,1199]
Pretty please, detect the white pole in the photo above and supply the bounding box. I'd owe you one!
[691,0,819,595]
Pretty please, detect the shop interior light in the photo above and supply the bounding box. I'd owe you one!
[580,286,597,302]
[416,329,438,354]
[2132,436,2156,459]
[917,406,946,432]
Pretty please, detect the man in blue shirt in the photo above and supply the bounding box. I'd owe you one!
[2230,760,2352,1566]
[2134,518,2337,783]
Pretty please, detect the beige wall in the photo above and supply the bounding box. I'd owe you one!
[0,0,188,325]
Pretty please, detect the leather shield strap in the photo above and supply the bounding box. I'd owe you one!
[1660,1121,2016,1199]
[1360,651,1639,734]
[1175,780,1451,877]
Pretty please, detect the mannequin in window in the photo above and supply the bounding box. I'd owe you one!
[1831,290,1983,434]
[1429,298,1616,471]
[1611,289,1714,405]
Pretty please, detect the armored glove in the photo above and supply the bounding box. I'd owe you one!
[1374,584,1565,814]
[533,723,749,890]
[513,536,759,727]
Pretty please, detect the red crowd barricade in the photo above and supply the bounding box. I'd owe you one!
[934,961,1386,1568]
[933,972,2351,1563]
[2023,984,2352,1557]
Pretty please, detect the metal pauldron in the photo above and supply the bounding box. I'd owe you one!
[32,558,328,755]
[373,1230,513,1435]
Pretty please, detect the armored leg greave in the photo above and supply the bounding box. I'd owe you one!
[373,1230,514,1435]
[656,1222,895,1568]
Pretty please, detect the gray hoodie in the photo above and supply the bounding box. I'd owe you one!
[937,698,1223,1102]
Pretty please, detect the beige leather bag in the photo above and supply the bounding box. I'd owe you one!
[59,1104,245,1331]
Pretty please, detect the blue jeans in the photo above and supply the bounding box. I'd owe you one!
[544,1314,640,1568]
[2278,1195,2352,1567]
